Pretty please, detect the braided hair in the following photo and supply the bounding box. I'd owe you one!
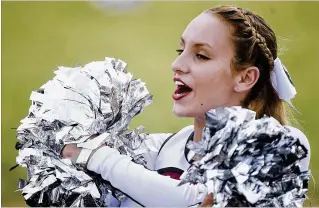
[206,5,287,125]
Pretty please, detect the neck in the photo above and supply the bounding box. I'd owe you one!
[193,115,206,142]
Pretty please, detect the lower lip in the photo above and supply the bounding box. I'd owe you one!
[172,90,192,101]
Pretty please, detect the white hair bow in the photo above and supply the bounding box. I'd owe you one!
[270,58,297,108]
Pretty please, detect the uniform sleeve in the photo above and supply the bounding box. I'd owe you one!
[140,133,172,170]
[86,146,207,207]
[286,126,311,172]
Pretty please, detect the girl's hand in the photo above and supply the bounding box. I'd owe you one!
[61,144,81,159]
[200,193,214,207]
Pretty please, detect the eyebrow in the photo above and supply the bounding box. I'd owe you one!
[180,37,213,50]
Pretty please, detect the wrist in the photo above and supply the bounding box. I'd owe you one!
[74,144,106,167]
[62,133,108,167]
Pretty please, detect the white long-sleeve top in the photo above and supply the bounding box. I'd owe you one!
[86,125,310,207]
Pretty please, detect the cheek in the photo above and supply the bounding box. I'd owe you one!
[194,68,234,106]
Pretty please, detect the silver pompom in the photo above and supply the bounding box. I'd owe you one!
[180,106,310,207]
[14,57,153,207]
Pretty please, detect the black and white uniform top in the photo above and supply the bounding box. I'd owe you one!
[87,125,310,207]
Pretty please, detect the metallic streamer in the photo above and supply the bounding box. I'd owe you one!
[14,57,153,206]
[180,106,310,207]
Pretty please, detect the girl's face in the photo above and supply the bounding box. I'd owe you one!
[172,12,241,118]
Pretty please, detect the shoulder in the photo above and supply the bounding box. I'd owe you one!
[164,125,194,146]
[156,125,194,150]
[177,125,194,135]
[170,125,194,140]
[285,126,311,171]
[145,125,193,144]
[285,126,310,153]
[147,133,173,141]
[152,125,194,141]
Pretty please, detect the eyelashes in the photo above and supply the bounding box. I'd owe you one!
[196,54,210,60]
[175,49,210,60]
[176,49,183,55]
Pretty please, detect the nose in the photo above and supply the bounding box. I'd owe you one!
[171,55,189,74]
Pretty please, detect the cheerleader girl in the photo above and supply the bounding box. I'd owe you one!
[62,5,310,207]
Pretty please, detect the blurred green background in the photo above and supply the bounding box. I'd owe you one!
[2,1,319,206]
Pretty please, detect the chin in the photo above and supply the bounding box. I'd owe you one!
[172,104,195,118]
[173,102,210,119]
[173,110,188,117]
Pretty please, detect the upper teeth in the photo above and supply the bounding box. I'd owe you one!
[175,81,184,86]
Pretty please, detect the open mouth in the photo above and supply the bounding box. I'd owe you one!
[172,78,193,101]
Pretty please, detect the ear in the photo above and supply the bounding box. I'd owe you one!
[233,66,260,93]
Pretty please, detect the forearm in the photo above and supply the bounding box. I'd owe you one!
[87,146,207,207]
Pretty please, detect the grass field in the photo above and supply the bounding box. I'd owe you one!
[2,1,319,206]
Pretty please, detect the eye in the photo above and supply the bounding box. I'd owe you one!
[176,49,183,55]
[196,54,210,60]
